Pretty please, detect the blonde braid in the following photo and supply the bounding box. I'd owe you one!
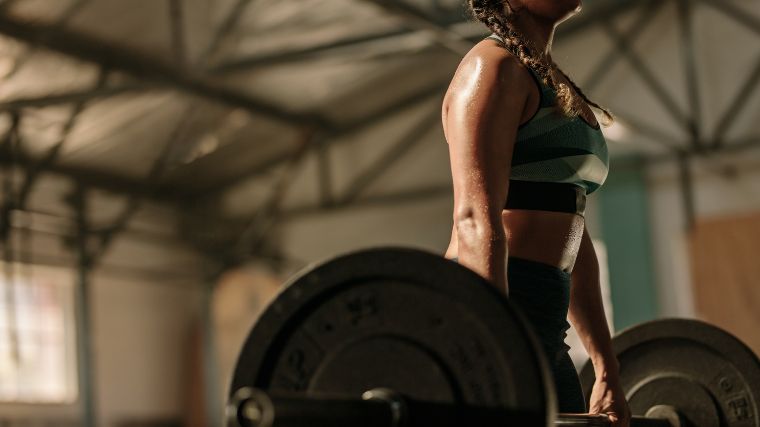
[555,66,615,125]
[468,0,613,124]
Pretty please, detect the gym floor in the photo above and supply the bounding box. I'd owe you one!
[0,1,758,426]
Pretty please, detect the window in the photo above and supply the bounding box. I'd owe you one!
[0,263,78,403]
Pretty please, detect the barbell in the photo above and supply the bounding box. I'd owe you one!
[226,247,760,427]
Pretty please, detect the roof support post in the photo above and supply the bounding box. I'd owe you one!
[677,0,703,150]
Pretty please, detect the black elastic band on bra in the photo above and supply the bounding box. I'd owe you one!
[505,180,586,216]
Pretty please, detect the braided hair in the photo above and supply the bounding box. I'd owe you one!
[467,0,613,125]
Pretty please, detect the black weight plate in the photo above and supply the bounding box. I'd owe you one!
[580,318,760,426]
[229,246,555,426]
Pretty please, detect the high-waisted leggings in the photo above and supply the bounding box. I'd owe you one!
[450,255,586,413]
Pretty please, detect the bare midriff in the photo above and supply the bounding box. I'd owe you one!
[444,209,586,273]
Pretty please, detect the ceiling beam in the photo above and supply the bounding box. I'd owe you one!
[0,84,144,111]
[696,0,760,37]
[212,28,418,73]
[582,0,664,93]
[358,0,472,55]
[677,0,703,149]
[168,0,187,67]
[279,184,451,221]
[192,79,446,196]
[710,54,760,149]
[0,149,180,202]
[213,0,642,74]
[558,0,642,37]
[337,107,440,204]
[601,20,692,133]
[197,0,255,66]
[0,13,331,129]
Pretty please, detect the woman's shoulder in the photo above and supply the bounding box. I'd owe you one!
[449,38,534,94]
[443,38,535,109]
[471,38,530,75]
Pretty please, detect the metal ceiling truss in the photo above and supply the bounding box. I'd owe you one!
[187,103,445,264]
[2,0,89,80]
[91,106,199,260]
[14,69,109,211]
[677,0,703,150]
[212,28,423,73]
[194,79,447,195]
[210,107,442,259]
[213,0,643,74]
[358,0,645,56]
[0,14,330,129]
[0,83,145,111]
[602,20,693,134]
[0,148,173,200]
[0,104,204,291]
[696,0,760,37]
[0,112,20,242]
[358,0,473,55]
[709,55,760,150]
[280,183,452,221]
[582,1,666,93]
[221,126,318,268]
[0,80,180,203]
[612,113,685,153]
[169,0,187,67]
[197,0,256,67]
[0,0,691,201]
[337,106,441,204]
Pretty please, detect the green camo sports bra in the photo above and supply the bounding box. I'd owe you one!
[487,34,610,197]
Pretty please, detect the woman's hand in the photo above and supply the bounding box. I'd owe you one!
[588,372,631,427]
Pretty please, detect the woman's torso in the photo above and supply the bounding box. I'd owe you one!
[442,36,608,273]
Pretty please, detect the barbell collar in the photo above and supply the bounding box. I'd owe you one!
[361,388,408,426]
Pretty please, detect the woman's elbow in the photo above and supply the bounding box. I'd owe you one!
[454,207,505,242]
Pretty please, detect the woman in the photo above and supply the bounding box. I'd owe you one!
[442,0,631,425]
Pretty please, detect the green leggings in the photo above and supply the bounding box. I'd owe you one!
[450,256,586,413]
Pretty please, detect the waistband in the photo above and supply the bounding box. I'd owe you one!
[448,256,571,282]
[507,256,572,282]
[505,179,586,217]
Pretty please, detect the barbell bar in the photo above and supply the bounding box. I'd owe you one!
[227,387,674,427]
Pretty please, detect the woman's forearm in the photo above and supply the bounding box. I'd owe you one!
[568,233,619,376]
[455,216,509,293]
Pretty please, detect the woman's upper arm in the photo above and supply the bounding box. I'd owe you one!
[445,48,531,224]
